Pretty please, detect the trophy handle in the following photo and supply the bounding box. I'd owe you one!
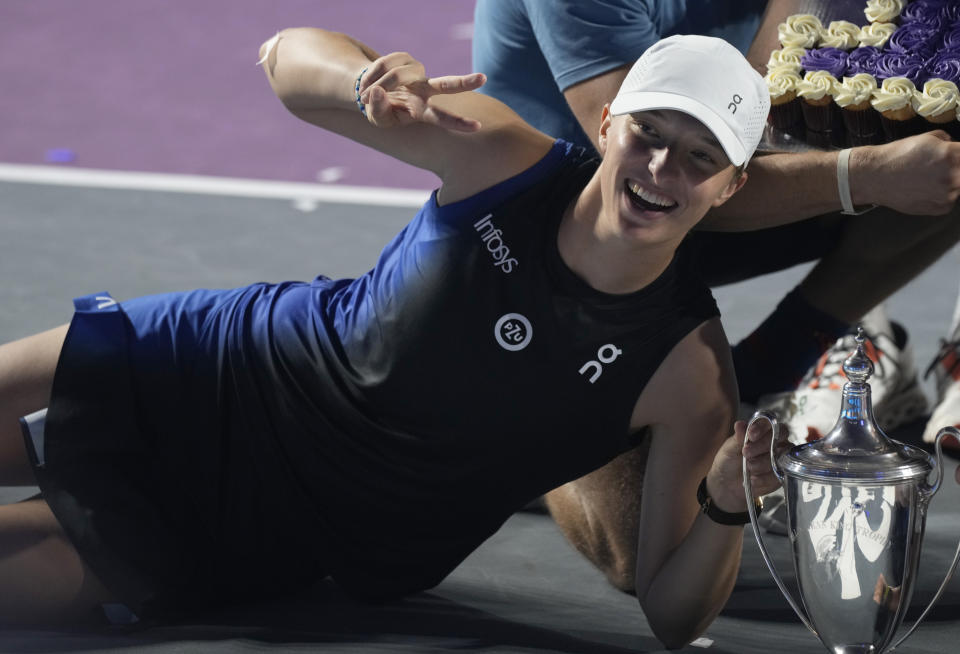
[755,409,785,484]
[920,426,951,498]
[743,411,817,636]
[889,427,960,652]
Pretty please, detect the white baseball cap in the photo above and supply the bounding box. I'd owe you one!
[609,34,770,167]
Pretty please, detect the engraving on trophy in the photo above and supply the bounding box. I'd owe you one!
[802,482,894,600]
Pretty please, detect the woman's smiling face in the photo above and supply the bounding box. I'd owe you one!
[596,108,746,248]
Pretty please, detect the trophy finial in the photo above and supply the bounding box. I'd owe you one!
[843,325,874,386]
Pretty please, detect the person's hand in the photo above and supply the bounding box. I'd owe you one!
[705,419,788,513]
[854,130,960,215]
[357,52,486,132]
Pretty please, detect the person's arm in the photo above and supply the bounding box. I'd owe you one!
[700,131,960,229]
[259,28,554,204]
[515,0,661,150]
[631,319,779,647]
[562,65,631,150]
[546,319,781,647]
[745,0,808,74]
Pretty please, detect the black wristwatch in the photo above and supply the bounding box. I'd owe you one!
[696,477,762,526]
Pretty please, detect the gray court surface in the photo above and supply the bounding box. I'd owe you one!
[2,180,960,653]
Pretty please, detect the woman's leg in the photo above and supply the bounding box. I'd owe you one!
[0,325,68,486]
[0,498,114,625]
[0,325,113,624]
[544,436,651,594]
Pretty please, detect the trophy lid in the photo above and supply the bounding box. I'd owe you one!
[778,327,934,484]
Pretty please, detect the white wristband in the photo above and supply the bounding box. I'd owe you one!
[837,148,876,216]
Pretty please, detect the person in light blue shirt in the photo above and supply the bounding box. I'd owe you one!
[473,0,765,150]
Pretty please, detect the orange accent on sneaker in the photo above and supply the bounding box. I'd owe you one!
[813,352,829,377]
[808,349,832,388]
[863,338,881,363]
[806,426,824,442]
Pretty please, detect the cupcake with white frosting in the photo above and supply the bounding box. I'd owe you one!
[820,20,861,51]
[871,76,921,140]
[766,67,804,130]
[778,14,824,49]
[913,79,960,139]
[835,73,881,141]
[858,22,897,49]
[797,70,841,132]
[766,46,806,75]
[864,0,906,24]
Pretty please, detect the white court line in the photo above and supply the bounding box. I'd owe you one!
[0,163,431,208]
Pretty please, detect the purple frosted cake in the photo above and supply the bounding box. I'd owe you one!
[925,51,960,85]
[942,3,960,25]
[886,21,944,60]
[873,52,927,85]
[800,47,850,77]
[943,25,960,51]
[846,46,884,75]
[900,0,960,25]
[900,0,951,27]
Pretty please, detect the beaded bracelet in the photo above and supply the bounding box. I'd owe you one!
[355,67,368,117]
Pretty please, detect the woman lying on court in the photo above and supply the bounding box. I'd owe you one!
[1,30,780,647]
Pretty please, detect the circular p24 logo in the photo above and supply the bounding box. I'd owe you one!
[495,313,532,351]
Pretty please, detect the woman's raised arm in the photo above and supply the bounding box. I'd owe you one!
[258,28,553,203]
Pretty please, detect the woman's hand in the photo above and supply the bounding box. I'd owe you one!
[706,419,787,513]
[357,52,486,132]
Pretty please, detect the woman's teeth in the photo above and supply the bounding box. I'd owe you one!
[627,181,676,210]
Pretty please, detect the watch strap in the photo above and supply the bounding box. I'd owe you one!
[696,477,760,526]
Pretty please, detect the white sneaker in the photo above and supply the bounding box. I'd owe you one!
[755,305,928,445]
[921,327,960,454]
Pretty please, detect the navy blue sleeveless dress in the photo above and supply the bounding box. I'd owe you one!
[31,140,719,616]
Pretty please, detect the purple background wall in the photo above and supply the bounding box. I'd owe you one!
[1,1,476,189]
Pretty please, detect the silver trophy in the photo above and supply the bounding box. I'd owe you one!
[744,328,960,654]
